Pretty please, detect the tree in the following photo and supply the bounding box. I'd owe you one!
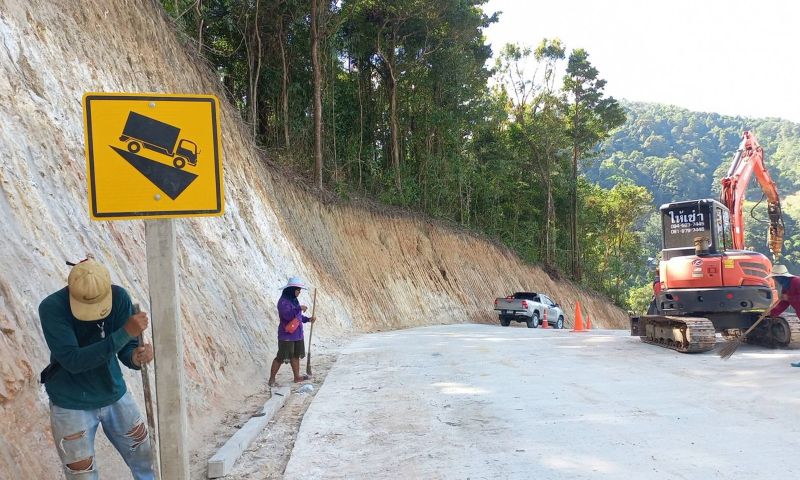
[581,182,653,302]
[563,48,626,282]
[311,0,323,187]
[494,40,567,267]
[161,1,668,307]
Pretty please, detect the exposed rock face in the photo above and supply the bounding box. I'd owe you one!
[0,0,627,477]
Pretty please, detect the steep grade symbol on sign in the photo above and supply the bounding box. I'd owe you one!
[110,146,198,200]
[111,111,200,200]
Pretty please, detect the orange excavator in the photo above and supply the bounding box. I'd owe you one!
[631,131,799,352]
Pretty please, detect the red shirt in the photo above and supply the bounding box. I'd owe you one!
[769,276,800,317]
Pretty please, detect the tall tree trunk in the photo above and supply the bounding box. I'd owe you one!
[420,130,433,209]
[544,138,557,267]
[311,0,323,188]
[569,96,582,282]
[195,0,203,53]
[375,23,401,191]
[250,0,262,139]
[387,28,401,191]
[357,63,364,190]
[544,174,553,266]
[278,12,290,149]
[571,141,581,282]
[330,46,337,183]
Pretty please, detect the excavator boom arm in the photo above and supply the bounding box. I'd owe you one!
[720,131,784,258]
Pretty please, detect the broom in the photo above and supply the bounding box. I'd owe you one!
[306,288,317,377]
[719,299,779,360]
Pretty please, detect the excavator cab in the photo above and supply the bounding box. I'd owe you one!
[661,199,732,260]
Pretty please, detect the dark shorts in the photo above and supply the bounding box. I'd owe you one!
[277,340,305,363]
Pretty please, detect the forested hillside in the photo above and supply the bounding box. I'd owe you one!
[160,1,800,311]
[589,101,800,309]
[161,0,644,308]
[592,101,800,205]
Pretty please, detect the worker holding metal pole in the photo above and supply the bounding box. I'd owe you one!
[38,255,156,479]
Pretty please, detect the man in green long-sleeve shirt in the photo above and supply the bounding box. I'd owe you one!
[39,256,155,479]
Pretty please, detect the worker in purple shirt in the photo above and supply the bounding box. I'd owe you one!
[268,277,316,386]
[767,265,800,367]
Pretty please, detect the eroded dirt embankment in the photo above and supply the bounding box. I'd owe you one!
[0,0,627,477]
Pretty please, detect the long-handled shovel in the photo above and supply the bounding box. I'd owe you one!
[306,289,317,377]
[134,304,161,479]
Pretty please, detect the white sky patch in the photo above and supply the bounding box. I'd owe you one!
[483,0,800,122]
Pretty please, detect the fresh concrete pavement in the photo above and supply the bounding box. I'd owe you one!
[283,324,800,480]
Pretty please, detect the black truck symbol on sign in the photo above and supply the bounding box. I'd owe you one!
[119,111,199,169]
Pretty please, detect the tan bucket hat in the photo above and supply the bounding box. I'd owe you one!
[68,258,113,321]
[768,264,793,278]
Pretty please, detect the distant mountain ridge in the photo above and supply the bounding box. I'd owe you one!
[587,100,800,207]
[588,100,800,270]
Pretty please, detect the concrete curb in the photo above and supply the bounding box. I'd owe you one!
[207,386,290,478]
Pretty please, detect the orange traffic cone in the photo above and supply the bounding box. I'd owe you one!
[542,310,549,329]
[586,315,591,330]
[571,301,586,332]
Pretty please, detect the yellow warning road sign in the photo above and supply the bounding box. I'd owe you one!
[82,93,224,220]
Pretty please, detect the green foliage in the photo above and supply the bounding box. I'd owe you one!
[591,101,800,306]
[563,49,626,153]
[580,182,653,305]
[160,1,661,308]
[590,102,800,200]
[627,283,655,316]
[562,48,626,281]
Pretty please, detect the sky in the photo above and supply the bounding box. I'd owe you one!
[482,0,800,123]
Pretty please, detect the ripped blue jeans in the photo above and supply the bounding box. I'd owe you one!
[49,391,155,479]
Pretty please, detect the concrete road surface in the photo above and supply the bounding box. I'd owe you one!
[283,324,800,480]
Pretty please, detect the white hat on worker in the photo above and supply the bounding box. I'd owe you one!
[769,264,793,277]
[280,276,308,290]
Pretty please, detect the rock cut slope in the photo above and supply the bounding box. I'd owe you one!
[0,0,627,478]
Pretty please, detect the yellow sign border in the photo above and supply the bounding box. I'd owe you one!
[82,92,225,220]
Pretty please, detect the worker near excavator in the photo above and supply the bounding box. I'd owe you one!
[268,276,316,386]
[38,256,155,479]
[768,265,800,367]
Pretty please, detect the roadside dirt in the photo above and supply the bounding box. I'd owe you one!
[189,346,341,480]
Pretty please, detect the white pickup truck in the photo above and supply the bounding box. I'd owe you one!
[494,292,566,329]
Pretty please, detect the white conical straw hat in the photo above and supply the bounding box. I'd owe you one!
[279,276,308,290]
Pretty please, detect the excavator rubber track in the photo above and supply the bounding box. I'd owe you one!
[745,314,800,349]
[637,316,716,353]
